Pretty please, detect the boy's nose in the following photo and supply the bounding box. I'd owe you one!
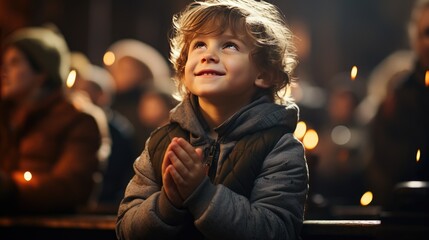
[201,50,219,63]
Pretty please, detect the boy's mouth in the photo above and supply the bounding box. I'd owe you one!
[195,69,225,76]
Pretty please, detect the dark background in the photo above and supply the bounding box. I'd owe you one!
[0,0,415,87]
[0,0,421,219]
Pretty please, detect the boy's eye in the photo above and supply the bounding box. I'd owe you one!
[223,42,239,50]
[193,41,206,49]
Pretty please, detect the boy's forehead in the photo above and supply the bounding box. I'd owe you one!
[191,28,250,42]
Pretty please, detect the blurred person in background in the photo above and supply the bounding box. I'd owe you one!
[68,53,112,210]
[70,52,136,211]
[367,0,429,206]
[137,88,178,132]
[105,39,174,151]
[311,75,366,212]
[0,26,101,214]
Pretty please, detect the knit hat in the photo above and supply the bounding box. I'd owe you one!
[3,26,70,88]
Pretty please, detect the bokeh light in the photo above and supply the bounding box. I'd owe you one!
[360,191,373,206]
[66,70,76,88]
[103,51,116,66]
[294,121,307,140]
[331,125,351,145]
[351,65,358,80]
[303,129,319,150]
[416,149,421,162]
[23,171,32,182]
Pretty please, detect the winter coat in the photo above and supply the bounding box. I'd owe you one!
[116,95,308,240]
[0,90,101,213]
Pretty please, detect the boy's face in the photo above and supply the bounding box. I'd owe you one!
[183,29,269,105]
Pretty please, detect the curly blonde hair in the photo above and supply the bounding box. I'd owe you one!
[169,0,298,102]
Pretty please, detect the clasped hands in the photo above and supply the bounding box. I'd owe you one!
[162,137,206,208]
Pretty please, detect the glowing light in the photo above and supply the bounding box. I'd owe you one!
[425,71,429,87]
[416,149,421,162]
[24,171,32,181]
[407,181,426,188]
[331,125,351,145]
[303,129,319,150]
[103,51,115,66]
[351,66,358,80]
[294,121,307,140]
[360,191,373,206]
[66,70,76,88]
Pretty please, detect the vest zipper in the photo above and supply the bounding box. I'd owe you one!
[205,140,220,181]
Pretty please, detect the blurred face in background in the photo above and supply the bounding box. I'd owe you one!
[415,6,429,68]
[138,92,171,129]
[109,57,153,93]
[1,46,44,102]
[71,77,103,106]
[328,89,356,124]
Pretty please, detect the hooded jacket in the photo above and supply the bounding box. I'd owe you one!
[117,95,308,240]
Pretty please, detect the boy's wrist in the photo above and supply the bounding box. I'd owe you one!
[157,188,189,225]
[183,176,217,219]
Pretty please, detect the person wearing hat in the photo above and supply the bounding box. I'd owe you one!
[0,26,101,214]
[105,39,173,151]
[70,52,137,211]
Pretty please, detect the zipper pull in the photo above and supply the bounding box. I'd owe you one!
[205,141,219,179]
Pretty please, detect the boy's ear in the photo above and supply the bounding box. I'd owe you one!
[254,72,272,89]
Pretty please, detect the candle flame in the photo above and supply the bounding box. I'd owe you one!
[416,149,421,162]
[351,66,358,80]
[294,121,307,140]
[425,71,429,87]
[303,129,319,150]
[24,171,32,181]
[66,70,77,88]
[103,51,116,66]
[360,191,373,206]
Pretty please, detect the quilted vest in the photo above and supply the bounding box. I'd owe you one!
[148,122,291,198]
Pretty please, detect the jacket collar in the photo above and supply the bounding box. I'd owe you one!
[170,94,299,144]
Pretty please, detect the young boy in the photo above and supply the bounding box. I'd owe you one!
[116,0,308,239]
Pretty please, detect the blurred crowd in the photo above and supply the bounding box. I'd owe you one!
[0,25,178,214]
[295,0,429,219]
[0,0,428,219]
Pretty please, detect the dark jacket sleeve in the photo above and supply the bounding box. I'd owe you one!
[116,141,192,240]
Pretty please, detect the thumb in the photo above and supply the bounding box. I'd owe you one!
[195,148,204,160]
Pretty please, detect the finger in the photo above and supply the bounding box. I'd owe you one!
[162,138,179,173]
[175,138,201,163]
[170,142,194,169]
[167,150,190,175]
[163,166,174,189]
[195,147,204,159]
[162,151,172,174]
[162,170,184,207]
[167,164,185,186]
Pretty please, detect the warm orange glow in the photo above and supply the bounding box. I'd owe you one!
[360,191,373,206]
[416,149,421,162]
[425,70,429,87]
[294,121,307,140]
[103,51,116,66]
[303,129,318,150]
[23,171,32,182]
[66,70,76,88]
[351,66,358,80]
